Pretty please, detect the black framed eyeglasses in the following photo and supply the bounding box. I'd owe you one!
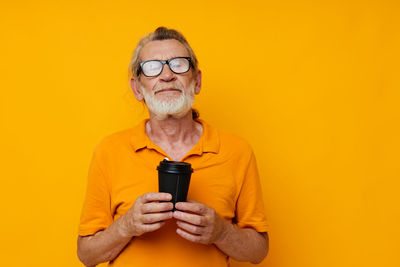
[139,57,192,77]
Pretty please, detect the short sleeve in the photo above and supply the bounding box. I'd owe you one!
[235,150,269,233]
[78,144,113,236]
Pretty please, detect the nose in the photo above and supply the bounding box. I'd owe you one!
[158,64,176,82]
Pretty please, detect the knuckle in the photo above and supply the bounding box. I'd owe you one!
[163,202,172,210]
[207,227,214,236]
[199,205,207,213]
[193,226,202,234]
[209,208,215,215]
[135,195,142,204]
[144,193,151,201]
[133,215,142,225]
[139,194,147,202]
[142,215,151,224]
[142,224,152,232]
[196,206,203,214]
[134,223,143,234]
[140,204,147,213]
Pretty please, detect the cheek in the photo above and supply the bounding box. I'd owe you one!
[140,80,157,91]
[179,76,195,88]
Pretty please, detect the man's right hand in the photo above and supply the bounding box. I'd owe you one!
[119,192,173,238]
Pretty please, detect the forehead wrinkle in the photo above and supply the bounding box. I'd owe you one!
[139,40,190,62]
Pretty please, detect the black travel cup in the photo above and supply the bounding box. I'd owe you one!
[157,159,193,210]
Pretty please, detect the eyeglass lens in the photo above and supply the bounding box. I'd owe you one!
[141,57,190,77]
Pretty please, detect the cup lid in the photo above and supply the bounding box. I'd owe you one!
[157,159,193,174]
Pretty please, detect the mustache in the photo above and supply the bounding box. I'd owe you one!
[154,83,184,93]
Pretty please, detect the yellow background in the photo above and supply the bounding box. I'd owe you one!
[1,0,399,266]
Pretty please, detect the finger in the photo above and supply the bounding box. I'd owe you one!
[142,212,173,224]
[176,228,203,243]
[142,221,165,233]
[173,210,206,226]
[141,192,172,203]
[176,220,204,235]
[141,202,174,214]
[175,201,208,215]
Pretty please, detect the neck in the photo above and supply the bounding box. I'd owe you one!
[146,110,202,148]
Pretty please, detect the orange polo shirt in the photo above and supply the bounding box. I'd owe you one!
[79,119,269,267]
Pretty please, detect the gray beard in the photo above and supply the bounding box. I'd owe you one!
[140,81,195,120]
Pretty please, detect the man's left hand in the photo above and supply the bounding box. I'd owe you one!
[173,200,228,244]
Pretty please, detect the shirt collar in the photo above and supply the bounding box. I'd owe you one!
[130,118,220,155]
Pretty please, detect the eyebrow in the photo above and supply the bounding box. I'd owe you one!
[140,56,190,62]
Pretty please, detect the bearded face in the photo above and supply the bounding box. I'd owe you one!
[132,39,201,119]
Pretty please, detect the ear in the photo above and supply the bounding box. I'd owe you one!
[194,70,202,95]
[130,78,144,101]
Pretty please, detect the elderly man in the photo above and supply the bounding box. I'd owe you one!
[78,27,269,267]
